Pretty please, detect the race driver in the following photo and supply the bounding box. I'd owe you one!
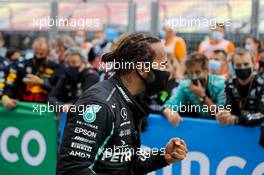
[56,32,188,175]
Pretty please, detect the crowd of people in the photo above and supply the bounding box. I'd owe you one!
[0,22,263,148]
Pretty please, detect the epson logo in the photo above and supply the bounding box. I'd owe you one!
[74,127,97,138]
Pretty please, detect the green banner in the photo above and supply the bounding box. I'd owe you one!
[0,102,57,175]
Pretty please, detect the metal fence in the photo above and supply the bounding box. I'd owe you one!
[0,0,263,50]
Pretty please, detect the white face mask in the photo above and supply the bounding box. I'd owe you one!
[208,59,221,72]
[245,44,254,51]
[75,36,84,45]
[50,49,59,61]
[210,31,223,41]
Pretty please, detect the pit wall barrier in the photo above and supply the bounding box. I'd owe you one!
[1,103,263,175]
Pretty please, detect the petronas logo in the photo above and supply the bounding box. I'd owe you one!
[83,104,102,123]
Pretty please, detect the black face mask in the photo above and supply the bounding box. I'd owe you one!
[34,56,46,65]
[191,76,206,87]
[137,68,170,96]
[259,61,264,71]
[235,67,252,80]
[65,66,80,78]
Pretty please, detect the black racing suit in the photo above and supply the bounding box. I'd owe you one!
[56,74,168,175]
[225,72,264,147]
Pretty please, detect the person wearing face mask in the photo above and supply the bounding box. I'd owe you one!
[244,36,263,69]
[88,31,112,73]
[0,49,22,97]
[92,31,112,57]
[51,34,75,64]
[56,33,188,175]
[215,49,264,148]
[49,47,99,113]
[162,52,226,125]
[74,30,92,55]
[198,23,234,59]
[209,50,230,79]
[2,37,62,109]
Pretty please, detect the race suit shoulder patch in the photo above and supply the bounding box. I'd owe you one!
[83,104,102,123]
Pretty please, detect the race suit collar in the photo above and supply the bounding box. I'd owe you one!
[110,74,149,118]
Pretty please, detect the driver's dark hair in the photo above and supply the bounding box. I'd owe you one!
[102,32,160,74]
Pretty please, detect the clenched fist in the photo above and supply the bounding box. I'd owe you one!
[164,138,188,164]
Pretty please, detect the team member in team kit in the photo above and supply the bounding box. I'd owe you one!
[215,49,264,147]
[49,47,99,112]
[56,33,188,175]
[2,37,63,109]
[0,55,9,98]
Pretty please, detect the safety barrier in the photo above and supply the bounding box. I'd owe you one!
[142,114,264,175]
[0,102,57,175]
[1,103,263,175]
